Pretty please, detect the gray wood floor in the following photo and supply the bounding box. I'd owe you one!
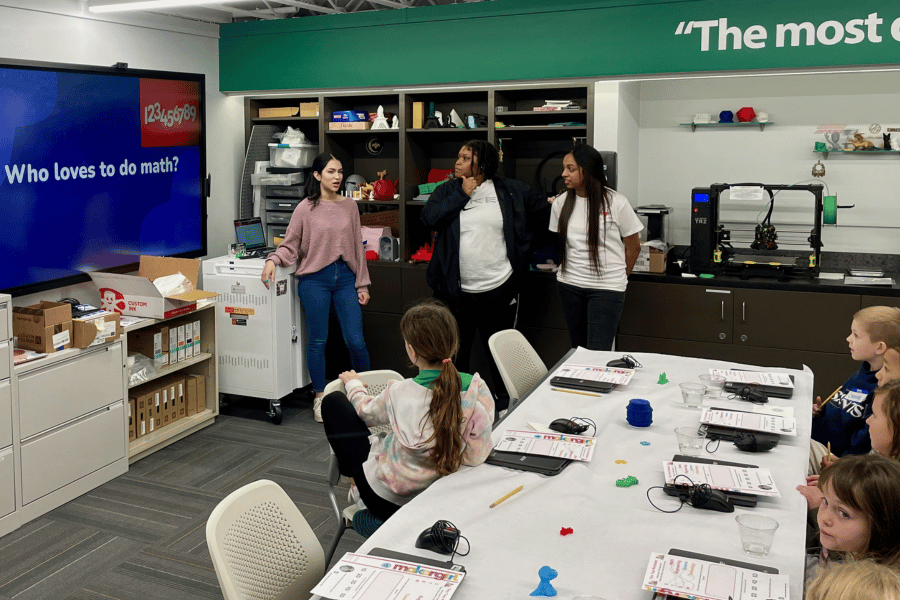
[0,397,364,600]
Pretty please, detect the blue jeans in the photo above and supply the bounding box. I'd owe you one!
[556,282,626,351]
[297,259,370,391]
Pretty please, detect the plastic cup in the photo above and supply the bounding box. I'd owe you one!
[680,382,706,408]
[699,374,726,400]
[674,426,707,456]
[735,514,779,557]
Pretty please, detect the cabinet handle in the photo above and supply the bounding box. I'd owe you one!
[720,333,726,340]
[721,300,724,321]
[741,334,748,342]
[742,302,746,322]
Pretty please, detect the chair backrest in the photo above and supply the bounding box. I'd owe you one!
[206,480,325,600]
[488,329,548,402]
[322,369,403,436]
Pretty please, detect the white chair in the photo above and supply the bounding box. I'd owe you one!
[488,329,548,408]
[321,369,403,565]
[206,479,325,600]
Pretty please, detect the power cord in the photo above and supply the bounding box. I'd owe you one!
[646,475,715,513]
[729,384,769,404]
[426,520,470,561]
[569,417,597,437]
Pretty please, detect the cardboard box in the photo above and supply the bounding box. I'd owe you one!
[151,387,162,432]
[88,256,218,320]
[129,325,168,369]
[13,301,73,352]
[412,102,424,129]
[299,102,318,117]
[184,322,193,358]
[73,311,121,349]
[168,324,179,365]
[128,398,136,442]
[185,376,198,417]
[174,377,186,420]
[192,319,201,357]
[332,110,368,122]
[633,243,669,273]
[258,106,297,118]
[328,121,372,131]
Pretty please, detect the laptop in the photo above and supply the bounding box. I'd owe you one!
[234,217,276,259]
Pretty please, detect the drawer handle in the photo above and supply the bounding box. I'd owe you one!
[721,300,724,321]
[742,301,746,322]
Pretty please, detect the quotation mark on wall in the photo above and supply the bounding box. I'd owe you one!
[675,21,694,35]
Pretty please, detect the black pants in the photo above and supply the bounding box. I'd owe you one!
[438,276,519,411]
[556,282,626,351]
[321,392,401,521]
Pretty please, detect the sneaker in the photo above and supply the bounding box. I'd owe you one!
[348,484,367,511]
[313,396,323,422]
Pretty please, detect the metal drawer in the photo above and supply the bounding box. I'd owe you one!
[0,380,10,449]
[0,341,8,381]
[265,198,300,212]
[266,182,304,197]
[268,225,288,244]
[266,211,293,225]
[0,447,13,518]
[0,304,7,340]
[20,402,125,505]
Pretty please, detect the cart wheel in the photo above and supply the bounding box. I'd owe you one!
[271,405,283,425]
[218,393,230,411]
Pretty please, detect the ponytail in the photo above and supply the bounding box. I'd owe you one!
[400,302,465,476]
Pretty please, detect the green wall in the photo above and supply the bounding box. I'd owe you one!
[220,0,900,92]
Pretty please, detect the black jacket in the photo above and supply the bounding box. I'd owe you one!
[421,176,549,299]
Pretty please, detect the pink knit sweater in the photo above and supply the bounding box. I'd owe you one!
[266,197,370,293]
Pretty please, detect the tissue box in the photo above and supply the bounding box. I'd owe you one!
[88,256,218,319]
[13,301,73,352]
[633,243,669,273]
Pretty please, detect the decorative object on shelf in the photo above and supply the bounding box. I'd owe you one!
[424,102,440,129]
[814,142,828,152]
[736,107,756,122]
[466,113,488,128]
[883,133,891,149]
[869,123,882,134]
[718,110,734,123]
[449,109,464,128]
[373,170,398,201]
[824,131,842,151]
[345,174,367,197]
[370,105,390,130]
[693,113,711,124]
[892,134,900,151]
[811,160,826,177]
[850,130,875,150]
[410,241,433,262]
[391,115,399,129]
[757,112,770,123]
[365,137,383,156]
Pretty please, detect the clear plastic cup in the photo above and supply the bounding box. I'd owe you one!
[680,382,706,408]
[735,514,779,557]
[674,426,707,456]
[699,374,726,400]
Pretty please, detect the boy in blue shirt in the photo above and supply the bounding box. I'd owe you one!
[809,306,900,473]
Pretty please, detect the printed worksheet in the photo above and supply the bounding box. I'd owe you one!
[642,552,790,600]
[311,553,464,600]
[701,408,797,436]
[663,461,780,497]
[709,369,794,389]
[494,429,595,461]
[553,363,635,385]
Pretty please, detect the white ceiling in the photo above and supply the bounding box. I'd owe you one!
[89,0,492,24]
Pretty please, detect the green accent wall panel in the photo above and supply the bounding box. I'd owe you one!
[220,0,900,92]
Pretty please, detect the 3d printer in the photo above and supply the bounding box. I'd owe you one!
[690,183,824,279]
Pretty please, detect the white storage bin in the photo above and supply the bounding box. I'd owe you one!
[268,143,317,168]
[250,171,304,186]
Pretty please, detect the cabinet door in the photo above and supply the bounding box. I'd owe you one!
[0,447,13,519]
[518,273,567,331]
[0,340,8,381]
[18,343,124,439]
[363,264,402,314]
[0,380,10,450]
[733,289,858,353]
[860,295,900,309]
[619,281,733,344]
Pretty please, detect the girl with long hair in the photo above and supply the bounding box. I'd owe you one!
[550,144,642,350]
[262,152,371,421]
[321,301,495,521]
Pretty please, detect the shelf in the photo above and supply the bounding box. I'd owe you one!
[356,199,400,206]
[326,128,399,135]
[815,149,900,159]
[252,116,319,123]
[406,127,488,133]
[128,408,216,463]
[128,352,212,390]
[681,122,771,132]
[496,109,587,116]
[494,125,587,132]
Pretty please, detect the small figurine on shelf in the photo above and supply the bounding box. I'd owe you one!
[850,130,875,151]
[424,102,440,129]
[371,105,390,130]
[883,133,891,150]
[391,115,399,129]
[373,170,398,201]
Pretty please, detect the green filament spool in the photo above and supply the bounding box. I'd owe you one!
[824,195,838,225]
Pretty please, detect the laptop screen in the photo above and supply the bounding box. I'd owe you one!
[234,218,268,250]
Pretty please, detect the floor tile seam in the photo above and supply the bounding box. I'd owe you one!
[206,455,284,493]
[77,496,196,521]
[139,549,216,574]
[139,441,223,479]
[113,476,225,501]
[0,531,103,594]
[8,537,122,599]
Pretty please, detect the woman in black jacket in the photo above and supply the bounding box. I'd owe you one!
[421,140,549,411]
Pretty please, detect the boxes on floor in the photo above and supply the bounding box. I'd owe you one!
[633,242,669,274]
[88,256,218,320]
[13,301,73,352]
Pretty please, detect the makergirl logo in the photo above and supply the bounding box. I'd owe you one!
[389,563,461,582]
[139,78,201,148]
[675,12,900,51]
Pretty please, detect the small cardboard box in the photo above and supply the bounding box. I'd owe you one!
[258,106,297,118]
[328,121,372,131]
[13,301,73,352]
[129,325,168,369]
[299,102,318,117]
[192,319,201,357]
[185,376,198,417]
[633,243,669,274]
[73,312,121,349]
[128,398,136,442]
[88,256,218,320]
[332,110,368,122]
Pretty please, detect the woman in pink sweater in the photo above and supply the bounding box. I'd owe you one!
[322,301,495,521]
[262,153,371,421]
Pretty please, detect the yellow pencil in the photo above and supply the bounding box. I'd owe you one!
[490,485,523,508]
[821,386,842,408]
[827,442,832,460]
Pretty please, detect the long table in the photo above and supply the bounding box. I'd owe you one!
[318,349,812,599]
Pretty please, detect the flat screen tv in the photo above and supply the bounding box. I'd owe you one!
[0,58,207,297]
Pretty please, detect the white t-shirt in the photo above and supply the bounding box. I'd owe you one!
[459,180,513,293]
[549,189,643,292]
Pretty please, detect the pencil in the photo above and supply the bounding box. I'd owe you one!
[827,442,832,460]
[490,485,523,508]
[821,386,842,408]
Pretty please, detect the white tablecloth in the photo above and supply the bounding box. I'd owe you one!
[323,349,813,600]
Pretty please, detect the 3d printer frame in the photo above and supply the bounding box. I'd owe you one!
[690,183,823,279]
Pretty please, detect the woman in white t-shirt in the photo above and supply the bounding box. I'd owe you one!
[549,145,643,350]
